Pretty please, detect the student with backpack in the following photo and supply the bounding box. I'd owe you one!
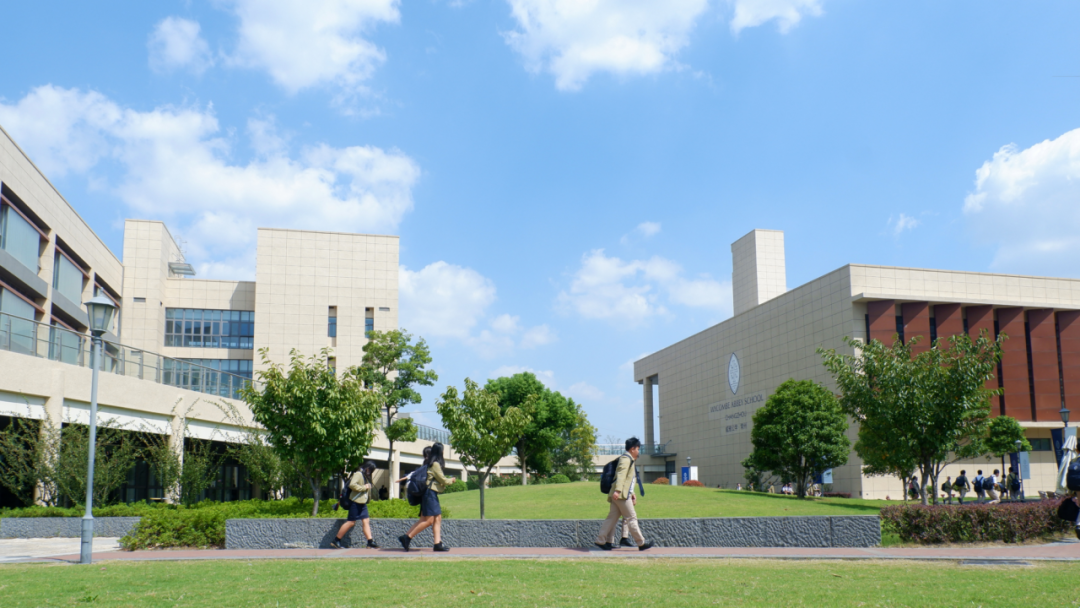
[974,470,986,503]
[954,470,970,505]
[1006,466,1021,500]
[595,437,653,551]
[986,469,1001,504]
[941,476,954,504]
[330,461,379,549]
[399,443,452,552]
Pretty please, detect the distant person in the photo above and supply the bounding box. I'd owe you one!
[399,443,453,552]
[595,437,653,551]
[941,476,954,504]
[974,470,986,503]
[908,477,921,501]
[736,483,743,491]
[1007,467,1021,500]
[330,461,379,550]
[767,484,775,494]
[955,470,970,505]
[987,469,1001,504]
[379,486,389,501]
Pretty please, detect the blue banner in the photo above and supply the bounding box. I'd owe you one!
[1053,428,1065,468]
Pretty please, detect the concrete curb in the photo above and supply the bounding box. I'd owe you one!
[0,517,141,539]
[225,516,881,549]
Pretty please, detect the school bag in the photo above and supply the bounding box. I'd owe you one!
[338,470,359,509]
[1058,497,1080,523]
[940,480,951,493]
[1067,461,1080,492]
[406,465,430,506]
[974,476,985,492]
[600,455,628,494]
[1008,475,1021,493]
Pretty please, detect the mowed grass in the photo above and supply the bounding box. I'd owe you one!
[439,482,904,520]
[1,558,1076,607]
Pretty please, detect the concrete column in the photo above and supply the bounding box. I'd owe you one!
[166,414,185,503]
[34,369,65,505]
[459,468,467,483]
[390,448,401,499]
[643,376,655,447]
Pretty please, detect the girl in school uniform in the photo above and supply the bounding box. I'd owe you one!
[399,442,452,552]
[330,461,379,549]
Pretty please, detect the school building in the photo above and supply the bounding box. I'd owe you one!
[634,229,1080,498]
[0,124,505,508]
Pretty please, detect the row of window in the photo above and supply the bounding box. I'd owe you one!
[179,358,254,379]
[328,315,374,337]
[165,308,255,349]
[0,203,41,273]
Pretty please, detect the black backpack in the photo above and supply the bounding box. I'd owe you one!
[338,470,358,509]
[406,465,430,506]
[1008,475,1021,493]
[974,476,985,492]
[1058,497,1080,523]
[599,456,626,494]
[1067,461,1080,492]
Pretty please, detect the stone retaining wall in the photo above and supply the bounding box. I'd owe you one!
[226,516,881,550]
[0,517,141,539]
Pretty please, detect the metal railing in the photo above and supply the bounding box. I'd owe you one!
[415,423,451,445]
[593,442,671,456]
[0,311,256,400]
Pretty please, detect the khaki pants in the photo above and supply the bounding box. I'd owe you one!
[597,498,644,546]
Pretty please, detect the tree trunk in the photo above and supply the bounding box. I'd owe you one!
[478,469,490,520]
[920,463,930,506]
[520,441,528,486]
[309,475,321,517]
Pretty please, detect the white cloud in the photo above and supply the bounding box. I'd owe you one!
[620,221,661,245]
[520,324,556,349]
[963,128,1080,275]
[0,85,419,279]
[503,0,710,91]
[225,0,400,101]
[557,249,731,325]
[488,365,556,387]
[730,0,824,34]
[566,381,605,402]
[888,213,920,236]
[148,17,214,74]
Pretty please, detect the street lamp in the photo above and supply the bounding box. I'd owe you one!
[80,295,116,565]
[1015,439,1025,501]
[1061,403,1071,428]
[686,456,691,467]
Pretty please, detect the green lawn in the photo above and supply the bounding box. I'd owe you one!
[1,558,1075,607]
[440,482,903,519]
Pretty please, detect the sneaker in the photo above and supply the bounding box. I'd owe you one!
[433,542,450,552]
[367,539,380,549]
[398,534,412,552]
[1075,525,1080,542]
[329,539,344,549]
[619,538,634,547]
[638,541,654,552]
[594,542,614,551]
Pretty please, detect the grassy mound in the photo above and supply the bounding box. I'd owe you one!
[439,481,901,519]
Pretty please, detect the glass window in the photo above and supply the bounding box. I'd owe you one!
[328,316,337,338]
[0,287,38,355]
[165,308,254,349]
[365,317,374,337]
[0,205,42,272]
[52,252,84,303]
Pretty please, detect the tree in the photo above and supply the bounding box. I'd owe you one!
[740,379,850,498]
[0,415,60,506]
[358,330,437,495]
[242,348,382,516]
[56,422,140,507]
[550,400,598,481]
[853,417,918,502]
[436,378,532,519]
[820,331,1004,505]
[485,373,577,484]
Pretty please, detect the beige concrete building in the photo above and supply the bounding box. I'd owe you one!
[635,229,1080,499]
[0,124,495,508]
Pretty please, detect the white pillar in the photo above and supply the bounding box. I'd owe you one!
[643,376,655,447]
[166,414,185,504]
[390,448,401,499]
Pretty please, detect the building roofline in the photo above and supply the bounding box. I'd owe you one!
[257,227,399,239]
[849,263,1080,283]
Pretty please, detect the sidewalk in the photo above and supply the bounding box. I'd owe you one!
[5,538,1080,564]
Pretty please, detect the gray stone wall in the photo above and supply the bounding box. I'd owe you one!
[226,516,880,550]
[0,517,141,539]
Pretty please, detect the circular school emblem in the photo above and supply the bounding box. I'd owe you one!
[728,353,741,395]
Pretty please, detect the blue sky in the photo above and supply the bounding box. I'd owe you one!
[2,1,1078,441]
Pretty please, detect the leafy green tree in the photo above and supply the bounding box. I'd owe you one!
[56,422,140,507]
[242,348,382,515]
[986,415,1032,457]
[853,418,918,502]
[357,330,437,493]
[436,378,532,519]
[485,373,577,484]
[550,400,598,481]
[740,379,850,498]
[820,331,1004,505]
[0,415,60,506]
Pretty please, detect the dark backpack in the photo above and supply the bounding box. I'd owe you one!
[1067,461,1080,492]
[1058,497,1080,523]
[1008,475,1021,493]
[599,456,626,494]
[338,471,359,508]
[406,465,430,506]
[974,476,985,492]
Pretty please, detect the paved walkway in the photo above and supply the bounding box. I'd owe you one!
[4,538,1080,564]
[0,538,122,563]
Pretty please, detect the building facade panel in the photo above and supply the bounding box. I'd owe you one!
[934,303,963,346]
[1058,311,1080,413]
[902,301,930,353]
[1027,309,1061,422]
[997,307,1033,421]
[867,300,896,344]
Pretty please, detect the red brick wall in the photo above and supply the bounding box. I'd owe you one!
[997,307,1033,421]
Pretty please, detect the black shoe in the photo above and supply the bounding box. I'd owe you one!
[367,539,380,549]
[1075,525,1080,542]
[638,541,654,552]
[399,534,412,552]
[329,539,344,549]
[619,538,634,547]
[594,542,614,551]
[433,542,450,552]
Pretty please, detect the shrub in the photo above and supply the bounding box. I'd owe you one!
[683,480,704,487]
[823,492,851,498]
[442,479,468,494]
[466,479,480,491]
[120,509,225,550]
[549,474,571,484]
[653,477,669,485]
[880,500,1070,544]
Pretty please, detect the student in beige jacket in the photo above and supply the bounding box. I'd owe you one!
[595,437,653,551]
[399,442,453,552]
[330,461,379,549]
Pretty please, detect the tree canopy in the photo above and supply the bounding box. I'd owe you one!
[485,372,579,484]
[436,378,532,519]
[741,379,850,498]
[242,348,382,515]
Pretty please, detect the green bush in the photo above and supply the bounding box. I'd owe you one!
[548,474,571,484]
[881,500,1069,544]
[120,509,225,550]
[466,479,480,491]
[442,479,468,494]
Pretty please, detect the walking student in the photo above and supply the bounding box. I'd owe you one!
[330,461,379,549]
[595,437,653,552]
[399,442,452,552]
[974,470,986,503]
[941,476,954,505]
[1007,466,1021,500]
[986,469,1001,504]
[955,470,970,505]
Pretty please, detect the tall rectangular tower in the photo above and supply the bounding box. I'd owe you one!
[731,229,787,316]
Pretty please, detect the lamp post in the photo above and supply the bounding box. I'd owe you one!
[1015,439,1024,501]
[80,295,116,565]
[1061,404,1071,428]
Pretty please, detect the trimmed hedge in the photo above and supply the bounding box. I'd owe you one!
[683,480,705,487]
[443,479,468,494]
[880,500,1070,544]
[653,477,670,485]
[823,493,852,499]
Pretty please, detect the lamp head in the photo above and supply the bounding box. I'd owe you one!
[1015,439,1022,452]
[686,456,691,466]
[1061,406,1072,426]
[84,295,116,335]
